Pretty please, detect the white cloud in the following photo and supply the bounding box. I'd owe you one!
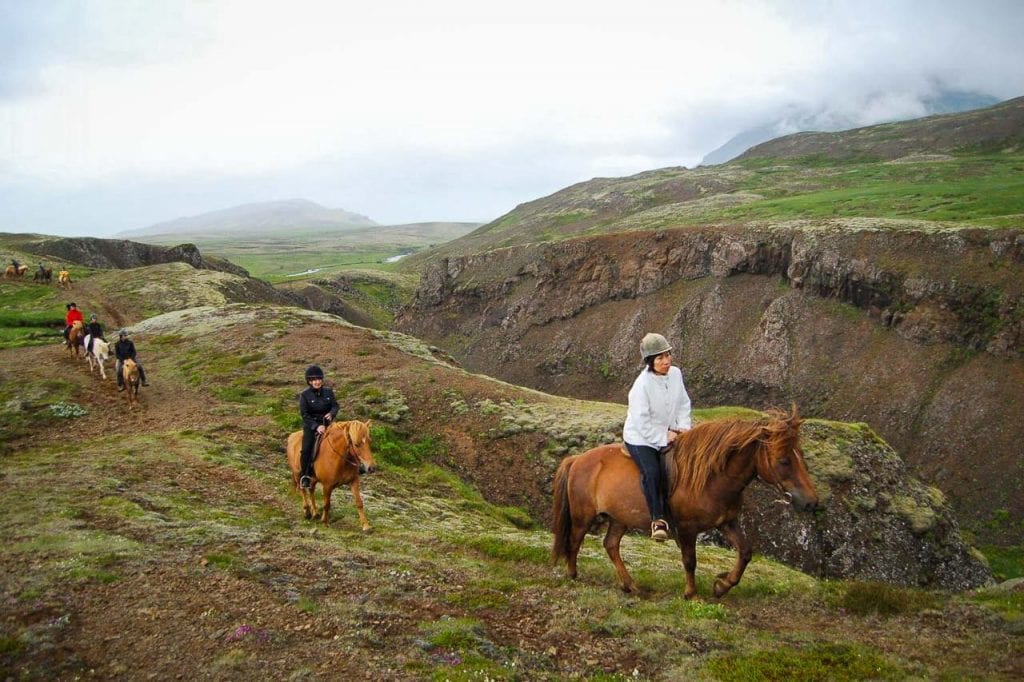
[1,0,1023,234]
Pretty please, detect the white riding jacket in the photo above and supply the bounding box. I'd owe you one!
[623,365,692,448]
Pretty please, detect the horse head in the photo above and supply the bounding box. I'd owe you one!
[755,405,819,513]
[345,420,377,475]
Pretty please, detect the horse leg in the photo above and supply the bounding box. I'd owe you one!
[350,479,371,532]
[603,521,639,593]
[564,514,591,580]
[678,530,699,600]
[320,482,334,525]
[713,519,751,598]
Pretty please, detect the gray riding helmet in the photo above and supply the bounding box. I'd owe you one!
[640,333,672,360]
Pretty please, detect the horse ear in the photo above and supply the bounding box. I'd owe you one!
[364,419,372,430]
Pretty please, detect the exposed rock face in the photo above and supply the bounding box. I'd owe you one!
[396,222,1024,544]
[24,237,250,277]
[740,420,992,590]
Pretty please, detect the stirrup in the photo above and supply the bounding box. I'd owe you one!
[651,520,669,542]
[299,476,312,490]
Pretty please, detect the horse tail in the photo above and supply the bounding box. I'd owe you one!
[551,454,579,565]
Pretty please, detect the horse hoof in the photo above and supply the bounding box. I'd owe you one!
[713,579,732,598]
[361,526,373,534]
[303,511,312,520]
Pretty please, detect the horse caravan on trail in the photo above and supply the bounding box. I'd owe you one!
[552,406,818,598]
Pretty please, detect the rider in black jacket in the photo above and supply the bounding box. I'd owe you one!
[298,364,340,489]
[114,329,149,390]
[85,314,104,354]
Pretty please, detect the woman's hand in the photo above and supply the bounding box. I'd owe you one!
[667,430,678,444]
[316,425,326,434]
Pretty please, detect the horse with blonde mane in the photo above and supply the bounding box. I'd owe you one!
[286,420,377,528]
[66,320,85,358]
[552,407,818,598]
[122,358,141,410]
[4,264,27,279]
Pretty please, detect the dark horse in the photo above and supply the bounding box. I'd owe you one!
[286,420,377,529]
[33,267,52,283]
[552,407,818,598]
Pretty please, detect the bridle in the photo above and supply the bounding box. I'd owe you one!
[753,435,795,505]
[321,423,363,469]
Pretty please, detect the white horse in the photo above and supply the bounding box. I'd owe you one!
[85,336,111,380]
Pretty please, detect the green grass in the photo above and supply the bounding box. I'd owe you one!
[0,282,66,349]
[718,154,1024,225]
[977,544,1024,581]
[705,641,911,681]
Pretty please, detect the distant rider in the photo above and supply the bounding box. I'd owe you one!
[64,302,84,341]
[297,364,340,490]
[114,329,149,390]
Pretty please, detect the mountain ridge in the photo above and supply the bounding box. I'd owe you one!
[117,198,378,238]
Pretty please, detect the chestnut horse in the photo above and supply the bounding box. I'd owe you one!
[67,320,85,358]
[4,264,27,279]
[122,358,141,410]
[286,420,377,528]
[552,407,818,598]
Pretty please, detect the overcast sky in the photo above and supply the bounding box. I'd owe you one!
[2,0,1023,237]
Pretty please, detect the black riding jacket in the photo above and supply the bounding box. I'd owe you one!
[114,339,137,361]
[86,322,104,340]
[299,385,340,430]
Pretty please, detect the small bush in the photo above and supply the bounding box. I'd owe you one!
[49,401,88,418]
[838,581,942,616]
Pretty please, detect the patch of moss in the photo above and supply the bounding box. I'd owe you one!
[834,580,944,616]
[882,492,938,534]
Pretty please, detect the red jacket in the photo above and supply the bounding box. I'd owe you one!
[66,309,84,326]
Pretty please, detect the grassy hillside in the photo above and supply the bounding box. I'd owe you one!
[1,302,1020,679]
[403,97,1024,265]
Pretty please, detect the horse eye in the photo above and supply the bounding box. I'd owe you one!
[779,457,791,466]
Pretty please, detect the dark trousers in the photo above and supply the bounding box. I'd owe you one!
[300,426,319,478]
[625,443,667,523]
[116,359,147,387]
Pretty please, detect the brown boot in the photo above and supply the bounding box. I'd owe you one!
[651,520,669,542]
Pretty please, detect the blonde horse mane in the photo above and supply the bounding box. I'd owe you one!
[665,408,800,501]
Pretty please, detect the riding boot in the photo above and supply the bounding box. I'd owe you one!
[116,360,124,391]
[137,362,149,386]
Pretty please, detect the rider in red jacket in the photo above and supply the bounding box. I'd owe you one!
[64,302,84,341]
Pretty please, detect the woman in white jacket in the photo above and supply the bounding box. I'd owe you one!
[622,333,692,541]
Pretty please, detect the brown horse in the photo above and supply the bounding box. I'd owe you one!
[286,420,377,528]
[122,358,141,410]
[33,268,52,283]
[4,265,27,279]
[552,407,818,598]
[67,320,85,358]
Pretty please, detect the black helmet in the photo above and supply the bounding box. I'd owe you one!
[304,364,324,381]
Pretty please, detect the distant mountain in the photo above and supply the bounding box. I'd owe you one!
[699,91,1003,166]
[118,199,378,238]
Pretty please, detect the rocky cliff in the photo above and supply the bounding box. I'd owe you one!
[396,221,1024,544]
[22,237,249,277]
